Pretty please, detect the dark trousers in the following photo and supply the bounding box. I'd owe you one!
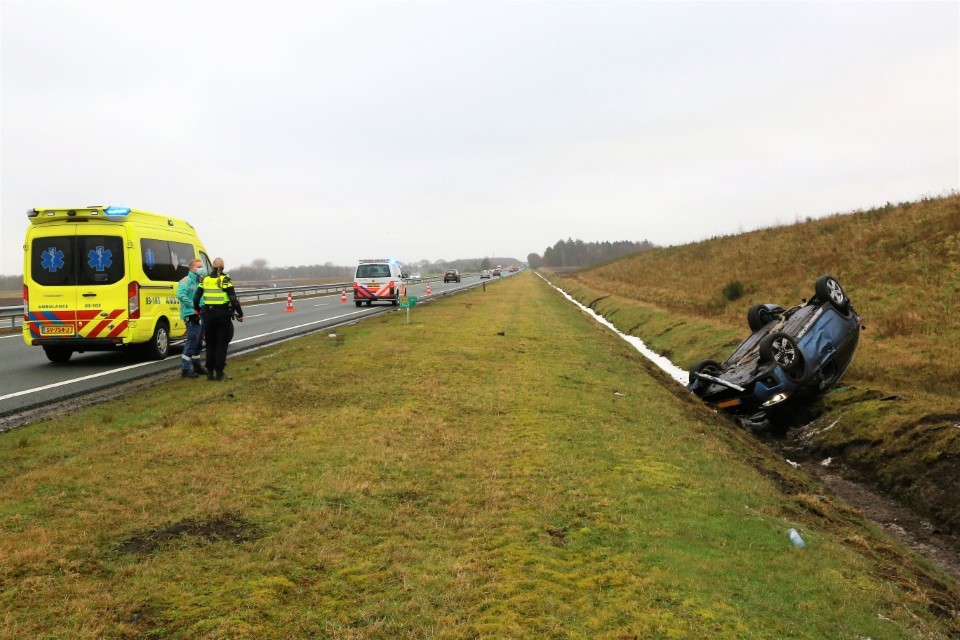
[181,316,203,371]
[203,307,233,373]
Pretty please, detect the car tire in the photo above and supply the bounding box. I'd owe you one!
[365,300,371,306]
[747,305,771,332]
[43,345,73,364]
[143,319,170,360]
[689,359,722,386]
[355,301,362,308]
[759,331,803,376]
[815,275,850,312]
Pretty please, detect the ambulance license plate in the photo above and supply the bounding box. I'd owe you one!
[41,325,75,336]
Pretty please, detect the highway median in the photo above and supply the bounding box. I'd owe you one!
[1,271,957,638]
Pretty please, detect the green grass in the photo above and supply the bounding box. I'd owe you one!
[550,194,960,533]
[1,273,957,638]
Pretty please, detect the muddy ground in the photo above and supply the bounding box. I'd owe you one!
[768,418,960,582]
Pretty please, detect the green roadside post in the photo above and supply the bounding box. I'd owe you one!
[399,295,417,324]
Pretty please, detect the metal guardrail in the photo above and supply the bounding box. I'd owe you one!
[0,274,468,328]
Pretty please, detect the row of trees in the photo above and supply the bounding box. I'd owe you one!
[230,260,353,282]
[527,238,656,269]
[230,257,523,282]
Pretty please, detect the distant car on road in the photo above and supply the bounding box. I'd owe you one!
[492,268,501,276]
[443,269,461,283]
[409,272,422,282]
[687,275,862,430]
[508,265,518,273]
[480,270,491,279]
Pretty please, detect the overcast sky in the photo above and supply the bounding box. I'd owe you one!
[1,0,957,274]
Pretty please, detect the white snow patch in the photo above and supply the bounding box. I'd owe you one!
[536,272,689,387]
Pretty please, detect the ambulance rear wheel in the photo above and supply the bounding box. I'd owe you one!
[355,301,362,308]
[43,345,73,364]
[143,319,170,360]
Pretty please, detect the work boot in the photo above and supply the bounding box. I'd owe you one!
[181,369,199,379]
[214,370,225,381]
[193,362,208,376]
[206,369,216,381]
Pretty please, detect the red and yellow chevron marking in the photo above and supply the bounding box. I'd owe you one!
[28,309,128,340]
[354,282,395,300]
[77,309,127,338]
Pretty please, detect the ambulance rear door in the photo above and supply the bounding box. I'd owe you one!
[25,225,79,341]
[74,223,129,341]
[26,223,128,345]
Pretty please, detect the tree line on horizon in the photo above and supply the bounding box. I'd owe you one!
[229,256,523,282]
[526,238,657,269]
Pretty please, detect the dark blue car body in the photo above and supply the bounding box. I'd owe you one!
[688,275,861,426]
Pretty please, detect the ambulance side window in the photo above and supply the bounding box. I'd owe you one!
[77,235,124,285]
[199,252,212,273]
[140,239,196,282]
[168,241,195,281]
[31,237,76,286]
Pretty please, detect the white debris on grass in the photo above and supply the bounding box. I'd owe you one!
[537,273,689,387]
[786,459,801,469]
[821,457,833,467]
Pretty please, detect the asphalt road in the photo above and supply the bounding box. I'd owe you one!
[0,275,504,416]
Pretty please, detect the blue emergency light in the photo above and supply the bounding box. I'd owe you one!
[104,206,131,217]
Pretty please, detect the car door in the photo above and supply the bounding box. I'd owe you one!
[26,226,78,341]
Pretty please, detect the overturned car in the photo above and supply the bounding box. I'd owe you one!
[688,275,862,428]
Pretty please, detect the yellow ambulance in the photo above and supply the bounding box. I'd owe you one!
[22,205,212,363]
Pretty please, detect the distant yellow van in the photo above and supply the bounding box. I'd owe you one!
[22,206,212,363]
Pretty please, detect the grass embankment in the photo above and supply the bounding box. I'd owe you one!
[550,194,960,534]
[1,272,958,638]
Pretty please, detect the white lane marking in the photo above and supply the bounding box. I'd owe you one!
[0,309,372,402]
[313,303,328,307]
[0,334,23,340]
[245,313,266,318]
[0,358,168,401]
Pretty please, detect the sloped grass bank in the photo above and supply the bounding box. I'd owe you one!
[0,272,957,638]
[550,195,960,536]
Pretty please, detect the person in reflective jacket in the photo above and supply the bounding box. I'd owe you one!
[193,257,243,381]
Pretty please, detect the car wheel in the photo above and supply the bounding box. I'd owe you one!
[365,300,371,306]
[689,359,722,386]
[43,345,73,363]
[815,275,849,312]
[747,305,773,332]
[759,331,803,375]
[143,319,170,360]
[355,301,362,308]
